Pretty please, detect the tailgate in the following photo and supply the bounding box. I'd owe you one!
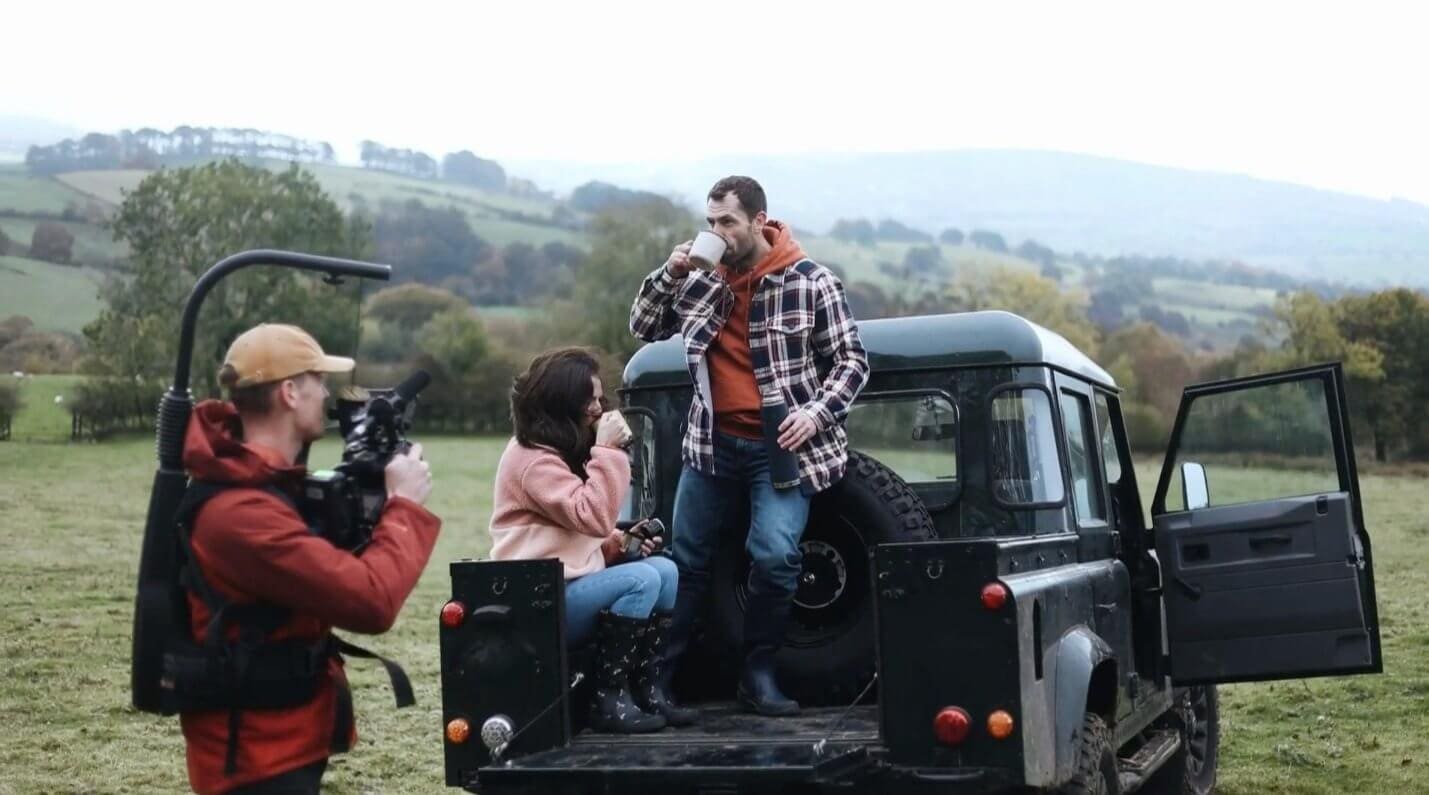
[473,704,878,793]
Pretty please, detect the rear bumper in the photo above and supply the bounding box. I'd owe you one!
[470,744,1016,794]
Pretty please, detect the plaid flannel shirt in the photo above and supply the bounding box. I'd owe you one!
[629,257,869,495]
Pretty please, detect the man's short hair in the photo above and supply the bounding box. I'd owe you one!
[220,363,282,415]
[708,176,767,219]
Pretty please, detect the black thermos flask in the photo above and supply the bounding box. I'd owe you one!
[760,384,803,490]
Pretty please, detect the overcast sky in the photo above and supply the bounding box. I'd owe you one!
[4,0,1425,203]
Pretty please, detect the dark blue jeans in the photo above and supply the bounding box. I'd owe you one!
[672,431,812,598]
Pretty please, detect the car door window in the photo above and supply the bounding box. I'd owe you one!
[1094,393,1124,488]
[1059,391,1106,524]
[1163,377,1340,511]
[989,388,1064,506]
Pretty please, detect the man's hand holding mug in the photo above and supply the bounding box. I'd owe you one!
[665,231,726,277]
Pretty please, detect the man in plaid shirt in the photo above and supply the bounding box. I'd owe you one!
[629,176,869,716]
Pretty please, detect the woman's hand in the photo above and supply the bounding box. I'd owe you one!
[629,519,663,557]
[595,411,633,449]
[601,529,626,564]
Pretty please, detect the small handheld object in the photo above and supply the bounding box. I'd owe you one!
[620,517,666,557]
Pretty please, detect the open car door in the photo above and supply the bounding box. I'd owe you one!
[1151,363,1381,685]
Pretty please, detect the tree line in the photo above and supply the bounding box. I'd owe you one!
[24,126,514,196]
[25,127,337,174]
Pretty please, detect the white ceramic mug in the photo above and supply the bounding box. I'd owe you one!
[688,230,727,270]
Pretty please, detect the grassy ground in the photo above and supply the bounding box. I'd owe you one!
[2,373,86,441]
[1127,460,1429,794]
[0,256,105,335]
[0,435,1423,793]
[0,435,505,794]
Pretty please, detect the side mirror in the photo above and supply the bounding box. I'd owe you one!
[1180,461,1210,510]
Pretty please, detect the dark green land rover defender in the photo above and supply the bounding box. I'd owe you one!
[438,310,1381,794]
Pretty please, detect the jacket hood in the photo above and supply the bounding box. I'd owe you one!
[182,399,304,486]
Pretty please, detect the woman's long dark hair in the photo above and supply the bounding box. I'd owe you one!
[511,347,605,479]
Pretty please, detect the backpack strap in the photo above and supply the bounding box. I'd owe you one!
[174,481,306,775]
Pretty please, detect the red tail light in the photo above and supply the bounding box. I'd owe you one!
[980,582,1008,611]
[933,706,972,746]
[440,600,466,628]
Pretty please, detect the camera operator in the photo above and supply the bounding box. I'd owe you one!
[176,323,440,794]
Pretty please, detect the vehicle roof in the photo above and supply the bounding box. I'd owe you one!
[623,310,1116,390]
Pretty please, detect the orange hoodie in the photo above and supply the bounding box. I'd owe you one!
[708,220,806,439]
[178,400,441,794]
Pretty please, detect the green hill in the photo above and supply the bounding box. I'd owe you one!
[0,255,106,334]
[0,170,94,214]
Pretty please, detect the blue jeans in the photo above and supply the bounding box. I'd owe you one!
[565,555,678,646]
[672,431,813,598]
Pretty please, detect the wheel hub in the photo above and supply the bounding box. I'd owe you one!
[794,539,848,610]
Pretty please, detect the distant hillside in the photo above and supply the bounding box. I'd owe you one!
[0,255,105,334]
[0,156,1357,352]
[506,149,1429,288]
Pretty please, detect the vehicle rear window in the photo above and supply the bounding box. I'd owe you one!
[845,393,957,486]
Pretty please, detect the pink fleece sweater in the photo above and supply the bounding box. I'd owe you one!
[488,438,631,579]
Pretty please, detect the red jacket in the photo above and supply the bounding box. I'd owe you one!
[177,400,441,794]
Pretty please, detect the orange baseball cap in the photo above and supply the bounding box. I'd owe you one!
[219,323,354,388]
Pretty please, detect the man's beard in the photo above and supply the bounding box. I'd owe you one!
[724,239,755,271]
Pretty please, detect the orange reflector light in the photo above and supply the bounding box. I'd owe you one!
[440,600,466,628]
[446,718,471,744]
[933,706,972,746]
[980,583,1009,610]
[987,710,1015,740]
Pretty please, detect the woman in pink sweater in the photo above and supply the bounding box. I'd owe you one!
[489,348,695,733]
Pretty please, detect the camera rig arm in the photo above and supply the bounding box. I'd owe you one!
[132,249,390,712]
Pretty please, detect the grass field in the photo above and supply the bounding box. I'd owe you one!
[467,216,583,249]
[1,373,86,441]
[0,256,105,335]
[801,236,1039,291]
[54,170,149,206]
[0,217,126,267]
[302,163,561,220]
[0,172,95,215]
[1151,277,1281,313]
[0,436,1423,793]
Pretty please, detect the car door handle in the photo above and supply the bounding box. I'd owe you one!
[1249,534,1293,549]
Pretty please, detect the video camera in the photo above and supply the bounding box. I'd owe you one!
[300,369,431,552]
